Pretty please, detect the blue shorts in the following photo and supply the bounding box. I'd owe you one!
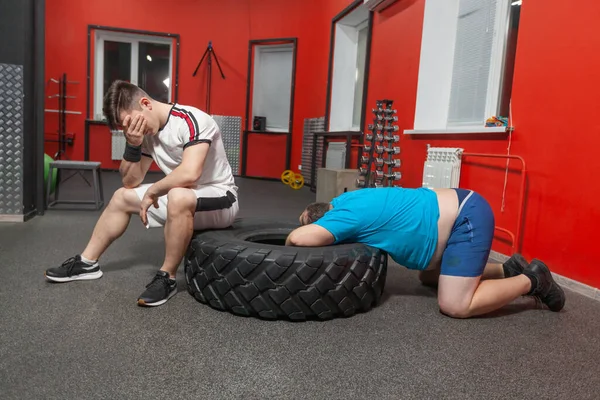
[440,189,495,277]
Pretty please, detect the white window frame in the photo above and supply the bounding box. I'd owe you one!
[405,0,512,135]
[328,5,370,132]
[251,44,294,133]
[93,30,174,120]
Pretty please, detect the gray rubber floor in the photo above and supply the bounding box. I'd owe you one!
[1,171,599,399]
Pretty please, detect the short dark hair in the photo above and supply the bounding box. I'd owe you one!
[102,80,148,130]
[303,202,331,224]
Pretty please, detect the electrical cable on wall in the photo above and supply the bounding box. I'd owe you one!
[501,100,514,213]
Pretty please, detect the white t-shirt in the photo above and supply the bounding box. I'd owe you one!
[141,104,237,192]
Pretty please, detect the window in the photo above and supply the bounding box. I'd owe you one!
[352,24,369,128]
[251,44,294,132]
[407,0,520,134]
[328,3,371,132]
[93,30,175,120]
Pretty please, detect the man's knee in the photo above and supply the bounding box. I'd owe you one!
[167,188,196,215]
[110,187,138,212]
[438,299,471,319]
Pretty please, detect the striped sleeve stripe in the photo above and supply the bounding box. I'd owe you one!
[172,107,200,142]
[187,110,201,141]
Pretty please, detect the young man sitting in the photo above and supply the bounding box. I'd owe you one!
[44,80,239,307]
[286,187,565,318]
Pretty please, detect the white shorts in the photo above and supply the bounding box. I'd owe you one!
[133,184,239,230]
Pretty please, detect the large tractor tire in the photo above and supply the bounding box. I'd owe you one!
[184,219,388,321]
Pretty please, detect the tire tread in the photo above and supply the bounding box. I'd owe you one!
[184,222,387,321]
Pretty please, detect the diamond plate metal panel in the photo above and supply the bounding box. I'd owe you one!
[301,117,324,185]
[0,63,24,215]
[212,115,241,175]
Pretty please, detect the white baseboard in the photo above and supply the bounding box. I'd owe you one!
[0,215,24,223]
[490,250,600,301]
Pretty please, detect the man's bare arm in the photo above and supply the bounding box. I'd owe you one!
[120,155,153,188]
[286,224,335,247]
[144,142,209,198]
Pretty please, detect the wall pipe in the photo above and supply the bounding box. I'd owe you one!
[461,152,527,254]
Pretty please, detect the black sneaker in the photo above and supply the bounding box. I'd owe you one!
[524,259,566,312]
[137,270,177,307]
[503,253,528,278]
[45,255,103,282]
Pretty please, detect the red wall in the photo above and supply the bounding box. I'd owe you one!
[45,0,329,176]
[46,0,600,288]
[245,0,332,178]
[45,0,250,171]
[358,0,600,288]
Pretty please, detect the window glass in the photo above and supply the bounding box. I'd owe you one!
[138,42,170,103]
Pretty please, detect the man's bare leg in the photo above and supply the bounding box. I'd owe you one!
[137,188,197,307]
[45,187,142,282]
[437,257,566,318]
[438,274,531,318]
[159,188,197,278]
[80,187,142,261]
[419,266,441,287]
[420,262,507,288]
[481,263,504,280]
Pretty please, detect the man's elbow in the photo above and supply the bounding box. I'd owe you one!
[182,169,202,187]
[286,232,303,247]
[122,176,140,189]
[286,232,329,247]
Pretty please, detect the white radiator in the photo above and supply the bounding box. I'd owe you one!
[422,146,464,189]
[111,130,126,160]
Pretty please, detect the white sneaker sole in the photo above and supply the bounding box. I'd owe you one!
[45,270,103,282]
[137,288,178,307]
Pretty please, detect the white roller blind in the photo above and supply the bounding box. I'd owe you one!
[447,0,498,127]
[252,46,293,131]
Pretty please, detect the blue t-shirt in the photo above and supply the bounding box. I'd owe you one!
[313,187,440,270]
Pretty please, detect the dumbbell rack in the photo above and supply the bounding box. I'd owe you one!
[356,99,401,188]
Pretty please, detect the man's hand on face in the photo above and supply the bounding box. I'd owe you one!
[122,114,146,147]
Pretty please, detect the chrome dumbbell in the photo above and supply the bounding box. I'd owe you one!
[360,155,370,164]
[363,145,371,152]
[383,108,397,114]
[356,178,366,188]
[373,157,384,167]
[384,125,400,132]
[374,145,385,154]
[385,116,399,122]
[366,133,384,141]
[385,172,402,181]
[385,158,401,168]
[359,167,369,176]
[384,134,400,142]
[374,169,384,179]
[385,147,401,155]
